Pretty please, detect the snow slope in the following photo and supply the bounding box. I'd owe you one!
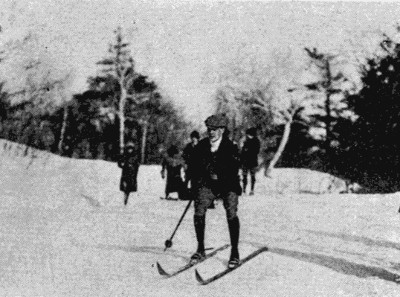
[0,139,399,296]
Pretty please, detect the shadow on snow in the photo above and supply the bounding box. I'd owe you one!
[306,230,400,250]
[269,247,400,285]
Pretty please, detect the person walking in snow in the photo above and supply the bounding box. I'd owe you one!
[240,127,261,195]
[118,141,140,206]
[190,114,242,269]
[161,145,185,200]
[182,130,200,193]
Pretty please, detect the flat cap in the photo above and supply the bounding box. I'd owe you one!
[190,130,200,139]
[205,114,228,128]
[246,127,257,136]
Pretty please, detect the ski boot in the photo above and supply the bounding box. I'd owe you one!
[228,254,241,269]
[190,251,205,264]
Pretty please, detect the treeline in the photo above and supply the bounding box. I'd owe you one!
[0,28,190,164]
[213,27,400,192]
[296,29,400,192]
[2,25,400,192]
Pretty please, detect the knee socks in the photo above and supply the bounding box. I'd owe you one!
[228,216,240,257]
[194,215,205,252]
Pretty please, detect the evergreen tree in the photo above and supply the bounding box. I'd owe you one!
[344,28,400,191]
[304,48,351,155]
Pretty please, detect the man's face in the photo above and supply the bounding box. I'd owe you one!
[207,127,224,143]
[191,137,199,145]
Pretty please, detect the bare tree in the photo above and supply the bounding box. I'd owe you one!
[55,83,74,155]
[214,49,311,175]
[258,88,309,176]
[57,104,69,153]
[214,87,251,143]
[1,29,73,150]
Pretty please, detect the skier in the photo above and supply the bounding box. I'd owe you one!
[240,127,261,195]
[182,130,200,191]
[190,114,242,269]
[118,141,140,206]
[161,145,185,200]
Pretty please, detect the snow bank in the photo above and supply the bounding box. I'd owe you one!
[0,139,117,209]
[0,139,166,208]
[261,168,348,194]
[0,139,349,209]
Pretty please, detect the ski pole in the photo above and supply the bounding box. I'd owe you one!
[164,199,193,251]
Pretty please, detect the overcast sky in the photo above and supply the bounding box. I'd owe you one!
[1,0,400,123]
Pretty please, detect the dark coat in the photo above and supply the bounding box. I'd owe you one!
[162,154,185,194]
[241,137,261,169]
[191,137,242,195]
[182,142,197,178]
[118,148,140,193]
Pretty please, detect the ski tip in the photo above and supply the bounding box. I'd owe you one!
[195,269,206,285]
[156,262,170,276]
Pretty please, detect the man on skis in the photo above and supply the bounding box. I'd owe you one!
[190,114,242,269]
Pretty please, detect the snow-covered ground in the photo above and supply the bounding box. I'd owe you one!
[0,139,400,296]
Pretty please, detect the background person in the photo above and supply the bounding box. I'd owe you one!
[118,141,140,206]
[161,145,185,200]
[182,130,200,195]
[240,127,260,195]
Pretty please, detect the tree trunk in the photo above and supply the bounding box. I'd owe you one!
[57,105,68,154]
[140,120,148,164]
[119,85,127,155]
[266,117,293,177]
[325,60,333,153]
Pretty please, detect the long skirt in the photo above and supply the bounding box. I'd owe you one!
[120,166,139,193]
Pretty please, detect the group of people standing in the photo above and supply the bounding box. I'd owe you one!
[160,125,260,200]
[117,114,260,268]
[160,131,200,201]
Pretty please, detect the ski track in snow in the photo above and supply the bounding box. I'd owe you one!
[0,140,400,296]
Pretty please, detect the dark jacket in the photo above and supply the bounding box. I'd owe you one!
[182,142,197,176]
[191,137,242,195]
[118,148,140,193]
[241,137,261,168]
[161,153,185,194]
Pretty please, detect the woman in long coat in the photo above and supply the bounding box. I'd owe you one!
[161,145,185,199]
[118,141,140,205]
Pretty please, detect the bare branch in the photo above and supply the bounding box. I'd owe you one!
[8,79,65,98]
